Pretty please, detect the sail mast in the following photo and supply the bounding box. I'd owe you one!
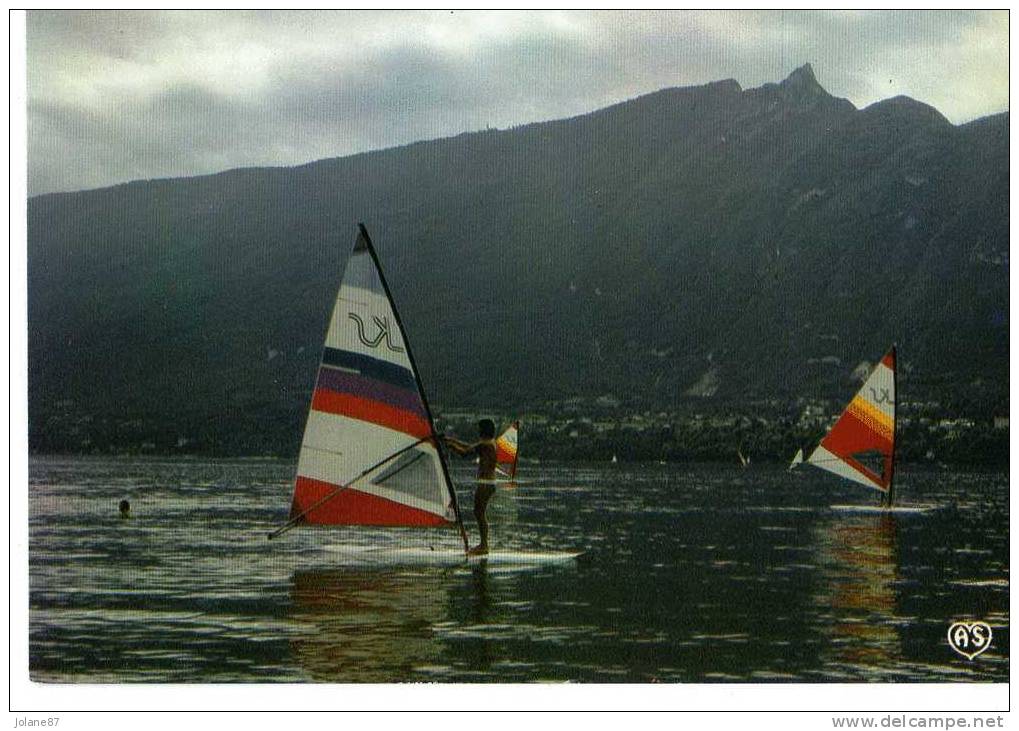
[508,420,520,478]
[357,224,470,551]
[885,344,898,507]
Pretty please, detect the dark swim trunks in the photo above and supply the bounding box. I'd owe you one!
[474,482,496,512]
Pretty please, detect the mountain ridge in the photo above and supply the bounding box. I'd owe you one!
[27,66,1009,454]
[31,66,1003,202]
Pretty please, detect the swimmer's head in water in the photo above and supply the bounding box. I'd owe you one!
[478,419,496,439]
[119,499,130,515]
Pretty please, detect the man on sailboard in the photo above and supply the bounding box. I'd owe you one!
[445,419,498,556]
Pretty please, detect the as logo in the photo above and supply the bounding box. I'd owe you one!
[349,313,404,353]
[947,621,992,660]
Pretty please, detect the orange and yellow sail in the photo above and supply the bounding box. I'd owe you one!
[807,347,896,493]
[495,421,520,478]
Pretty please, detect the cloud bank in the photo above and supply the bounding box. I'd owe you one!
[27,10,1009,196]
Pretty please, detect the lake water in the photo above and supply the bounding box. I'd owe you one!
[28,457,1008,682]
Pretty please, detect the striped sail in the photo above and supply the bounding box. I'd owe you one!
[807,347,896,492]
[495,421,520,478]
[289,226,457,527]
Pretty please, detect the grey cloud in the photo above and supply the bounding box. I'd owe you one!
[26,10,1008,196]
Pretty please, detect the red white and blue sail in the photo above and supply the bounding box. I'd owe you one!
[807,347,896,492]
[289,226,457,526]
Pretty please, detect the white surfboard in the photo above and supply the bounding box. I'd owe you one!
[323,544,583,566]
[830,504,937,515]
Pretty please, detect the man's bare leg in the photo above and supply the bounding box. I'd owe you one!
[469,484,496,555]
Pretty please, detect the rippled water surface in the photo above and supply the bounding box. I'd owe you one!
[29,457,1008,682]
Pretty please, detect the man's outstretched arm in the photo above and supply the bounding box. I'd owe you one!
[444,436,477,456]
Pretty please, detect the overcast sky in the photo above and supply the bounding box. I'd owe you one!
[26,9,1009,196]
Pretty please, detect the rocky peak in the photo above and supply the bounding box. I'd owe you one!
[749,63,836,107]
[778,63,828,98]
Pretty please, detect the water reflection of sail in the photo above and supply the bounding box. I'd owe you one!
[289,568,450,682]
[815,515,901,671]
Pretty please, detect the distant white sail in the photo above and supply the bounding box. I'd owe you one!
[789,448,804,470]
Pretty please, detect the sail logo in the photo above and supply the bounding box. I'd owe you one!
[947,621,993,660]
[349,313,404,353]
[869,387,893,405]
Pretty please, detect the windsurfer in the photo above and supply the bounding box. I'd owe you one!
[445,419,498,556]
